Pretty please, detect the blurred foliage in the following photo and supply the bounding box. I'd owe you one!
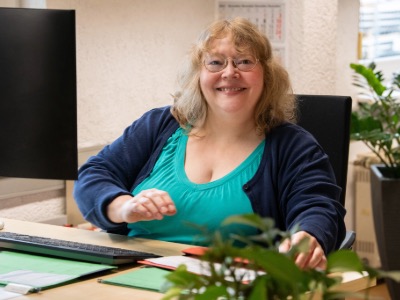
[161,214,400,299]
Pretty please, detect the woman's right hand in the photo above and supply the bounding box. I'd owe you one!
[107,189,177,224]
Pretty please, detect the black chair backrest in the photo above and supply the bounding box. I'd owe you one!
[296,94,352,206]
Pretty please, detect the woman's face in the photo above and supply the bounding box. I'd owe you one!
[199,35,264,119]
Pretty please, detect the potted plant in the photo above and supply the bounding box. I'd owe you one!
[162,214,400,299]
[350,62,400,299]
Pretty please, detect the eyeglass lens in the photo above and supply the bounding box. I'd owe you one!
[204,54,258,72]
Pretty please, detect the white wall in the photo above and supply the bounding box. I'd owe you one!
[44,0,361,148]
[0,0,361,228]
[46,0,216,148]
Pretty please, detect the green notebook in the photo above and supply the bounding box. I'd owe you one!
[100,267,171,292]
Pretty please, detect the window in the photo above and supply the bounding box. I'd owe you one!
[359,0,400,60]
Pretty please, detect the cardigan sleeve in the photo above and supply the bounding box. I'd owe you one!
[276,126,346,253]
[73,106,178,233]
[247,123,346,254]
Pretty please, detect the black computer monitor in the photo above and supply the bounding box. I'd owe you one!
[0,7,77,180]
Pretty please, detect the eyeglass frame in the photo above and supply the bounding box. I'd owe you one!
[202,53,260,73]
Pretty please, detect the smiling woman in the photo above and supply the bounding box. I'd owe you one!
[73,17,346,271]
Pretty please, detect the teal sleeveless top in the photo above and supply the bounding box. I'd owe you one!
[128,128,265,245]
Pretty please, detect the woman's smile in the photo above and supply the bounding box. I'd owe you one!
[216,86,246,92]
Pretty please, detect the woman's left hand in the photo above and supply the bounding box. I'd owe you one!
[278,231,327,270]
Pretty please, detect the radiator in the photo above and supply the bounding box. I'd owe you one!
[354,164,381,268]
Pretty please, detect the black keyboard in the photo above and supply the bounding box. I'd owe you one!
[0,232,160,265]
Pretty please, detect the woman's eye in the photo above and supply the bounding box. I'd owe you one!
[237,58,253,65]
[208,59,224,66]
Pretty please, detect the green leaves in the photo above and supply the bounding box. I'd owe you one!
[162,214,400,300]
[248,276,267,300]
[350,63,386,96]
[350,63,400,176]
[222,214,292,247]
[326,250,364,274]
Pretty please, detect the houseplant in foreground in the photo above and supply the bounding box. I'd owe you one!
[350,62,400,299]
[162,214,400,300]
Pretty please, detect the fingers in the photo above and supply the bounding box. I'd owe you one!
[121,189,177,223]
[279,231,327,270]
[295,244,326,270]
[278,238,291,253]
[136,189,176,218]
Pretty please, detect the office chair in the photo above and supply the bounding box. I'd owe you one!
[296,94,355,250]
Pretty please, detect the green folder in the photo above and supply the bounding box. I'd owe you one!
[0,251,116,291]
[100,267,171,292]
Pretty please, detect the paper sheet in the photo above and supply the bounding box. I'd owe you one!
[0,270,74,289]
[0,288,20,300]
[140,256,265,282]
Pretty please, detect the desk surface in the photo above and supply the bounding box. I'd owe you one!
[0,218,375,300]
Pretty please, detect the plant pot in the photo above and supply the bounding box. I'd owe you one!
[371,165,400,300]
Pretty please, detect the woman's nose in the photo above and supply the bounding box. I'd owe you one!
[222,58,239,78]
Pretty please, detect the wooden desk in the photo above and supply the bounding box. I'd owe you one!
[0,218,375,300]
[0,218,188,300]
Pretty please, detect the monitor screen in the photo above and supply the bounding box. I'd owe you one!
[0,7,77,180]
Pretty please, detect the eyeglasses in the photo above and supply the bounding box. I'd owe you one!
[203,54,259,73]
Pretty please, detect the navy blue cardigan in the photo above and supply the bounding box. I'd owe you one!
[74,106,346,253]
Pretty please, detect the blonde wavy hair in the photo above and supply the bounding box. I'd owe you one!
[171,17,296,133]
